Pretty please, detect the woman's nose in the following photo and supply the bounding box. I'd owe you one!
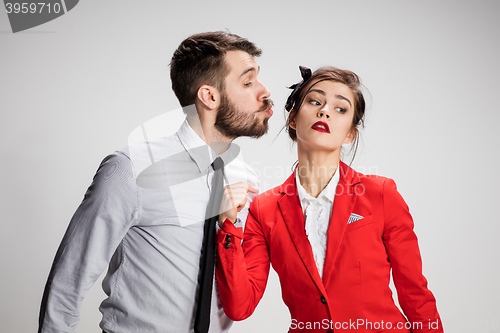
[318,108,330,119]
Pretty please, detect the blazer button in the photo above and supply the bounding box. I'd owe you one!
[320,295,327,304]
[225,235,232,242]
[224,242,231,249]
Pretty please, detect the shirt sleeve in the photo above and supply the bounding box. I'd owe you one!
[382,178,443,333]
[38,152,139,333]
[237,162,260,231]
[216,197,270,321]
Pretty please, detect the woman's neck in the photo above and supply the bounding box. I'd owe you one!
[296,144,340,198]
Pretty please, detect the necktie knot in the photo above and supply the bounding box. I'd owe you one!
[211,157,224,172]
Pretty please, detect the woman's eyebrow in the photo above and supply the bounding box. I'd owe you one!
[308,89,352,107]
[308,88,326,96]
[335,94,352,107]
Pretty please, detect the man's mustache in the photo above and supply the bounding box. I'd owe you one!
[258,99,274,112]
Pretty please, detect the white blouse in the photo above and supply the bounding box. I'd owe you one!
[295,166,340,278]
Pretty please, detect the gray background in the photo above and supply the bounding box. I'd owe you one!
[1,0,499,332]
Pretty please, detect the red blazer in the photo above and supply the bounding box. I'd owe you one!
[216,162,443,332]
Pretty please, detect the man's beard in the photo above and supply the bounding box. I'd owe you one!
[214,92,273,139]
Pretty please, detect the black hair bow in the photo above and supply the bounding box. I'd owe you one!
[285,66,312,112]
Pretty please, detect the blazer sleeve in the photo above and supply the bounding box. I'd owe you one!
[382,178,443,333]
[216,197,270,321]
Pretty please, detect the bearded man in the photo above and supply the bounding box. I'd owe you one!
[38,31,273,333]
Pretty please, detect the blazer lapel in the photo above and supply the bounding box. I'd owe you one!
[277,173,327,297]
[322,162,361,286]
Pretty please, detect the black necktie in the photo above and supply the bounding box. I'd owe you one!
[194,157,224,333]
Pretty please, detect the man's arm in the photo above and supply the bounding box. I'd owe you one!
[38,152,139,333]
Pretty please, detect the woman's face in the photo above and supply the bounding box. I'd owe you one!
[290,80,356,153]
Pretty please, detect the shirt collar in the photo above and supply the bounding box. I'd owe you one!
[176,119,240,172]
[295,164,340,204]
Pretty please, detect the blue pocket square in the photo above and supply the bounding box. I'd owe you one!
[347,213,364,224]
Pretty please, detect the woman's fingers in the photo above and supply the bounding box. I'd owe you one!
[219,182,255,224]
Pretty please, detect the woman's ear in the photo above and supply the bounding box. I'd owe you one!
[289,111,297,130]
[197,85,220,110]
[344,127,358,144]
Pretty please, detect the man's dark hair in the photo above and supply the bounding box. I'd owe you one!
[170,31,262,107]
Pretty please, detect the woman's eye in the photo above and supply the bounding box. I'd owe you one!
[310,100,321,106]
[335,107,347,114]
[244,81,252,87]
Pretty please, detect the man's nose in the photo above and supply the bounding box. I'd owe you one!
[259,80,271,100]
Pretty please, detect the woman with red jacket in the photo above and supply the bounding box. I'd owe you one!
[216,66,443,332]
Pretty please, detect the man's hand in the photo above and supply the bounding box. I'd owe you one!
[219,182,257,225]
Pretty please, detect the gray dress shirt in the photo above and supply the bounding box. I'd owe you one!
[39,120,259,333]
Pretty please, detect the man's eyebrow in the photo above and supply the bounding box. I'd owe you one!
[308,89,352,107]
[240,65,260,78]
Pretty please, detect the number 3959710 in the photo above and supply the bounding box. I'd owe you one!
[5,3,62,14]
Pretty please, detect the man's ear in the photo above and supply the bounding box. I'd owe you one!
[197,85,220,110]
[344,127,358,144]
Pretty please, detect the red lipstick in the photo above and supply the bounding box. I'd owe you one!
[311,121,330,133]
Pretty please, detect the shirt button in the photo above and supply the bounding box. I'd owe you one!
[224,242,231,249]
[320,295,327,304]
